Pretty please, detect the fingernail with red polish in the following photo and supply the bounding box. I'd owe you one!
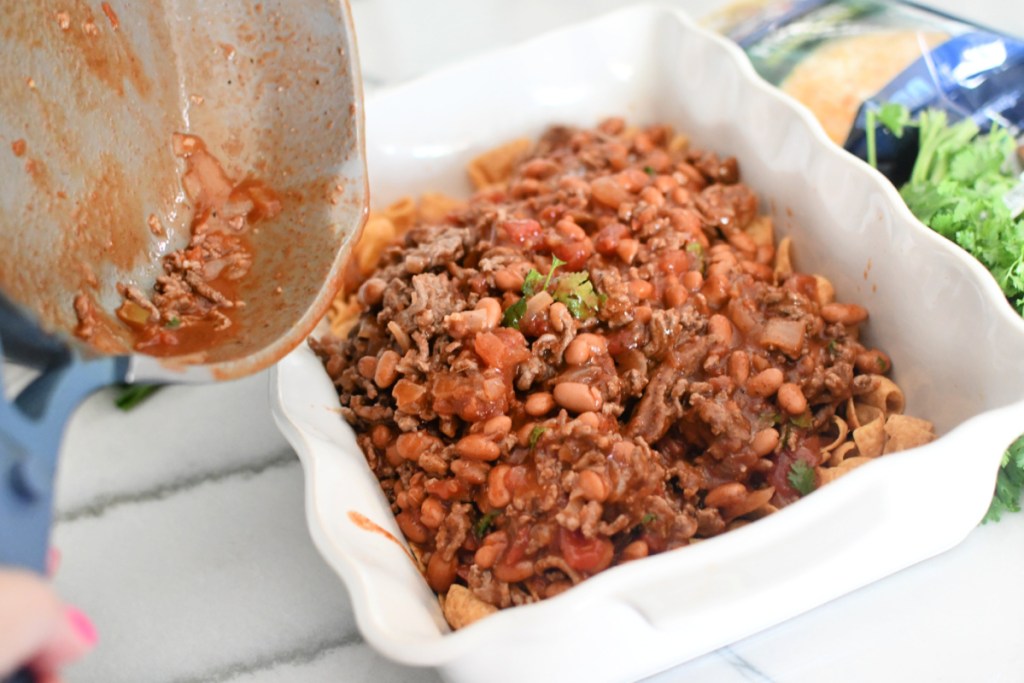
[66,606,98,647]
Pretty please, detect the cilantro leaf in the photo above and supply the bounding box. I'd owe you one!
[503,256,566,328]
[474,511,499,539]
[789,412,813,429]
[115,384,162,411]
[787,460,816,496]
[877,102,911,137]
[686,241,705,273]
[865,102,913,169]
[893,107,1024,521]
[552,271,601,320]
[529,425,547,450]
[521,269,544,297]
[501,297,527,329]
[983,434,1024,523]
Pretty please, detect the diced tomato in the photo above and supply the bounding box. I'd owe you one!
[550,237,594,271]
[500,219,542,246]
[474,329,530,374]
[594,222,629,256]
[430,369,509,422]
[658,250,691,274]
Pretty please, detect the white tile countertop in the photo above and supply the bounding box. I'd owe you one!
[34,1,1024,681]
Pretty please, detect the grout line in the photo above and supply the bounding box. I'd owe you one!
[170,633,363,683]
[721,646,777,683]
[55,451,299,524]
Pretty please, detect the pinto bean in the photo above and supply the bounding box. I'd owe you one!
[456,433,501,461]
[493,560,534,583]
[746,367,784,397]
[616,238,639,264]
[420,496,446,529]
[682,270,704,291]
[548,301,571,333]
[751,427,780,456]
[396,432,437,461]
[426,552,457,593]
[395,511,429,545]
[578,470,609,502]
[705,482,747,509]
[370,424,394,448]
[855,349,892,374]
[639,186,665,207]
[482,414,512,440]
[777,382,808,415]
[357,355,377,380]
[487,464,512,508]
[708,314,734,347]
[621,540,649,562]
[821,302,868,325]
[373,349,400,388]
[474,537,505,569]
[564,333,608,366]
[628,280,656,300]
[590,176,631,209]
[524,391,555,416]
[553,382,603,413]
[728,350,750,385]
[476,297,503,329]
[451,458,489,486]
[665,283,688,308]
[494,269,524,291]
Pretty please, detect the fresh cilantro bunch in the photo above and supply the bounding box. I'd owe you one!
[990,435,1024,522]
[899,110,1024,315]
[867,104,1024,522]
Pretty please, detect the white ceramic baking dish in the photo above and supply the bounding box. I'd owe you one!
[270,5,1024,682]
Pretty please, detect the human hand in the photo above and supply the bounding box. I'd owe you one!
[0,565,96,683]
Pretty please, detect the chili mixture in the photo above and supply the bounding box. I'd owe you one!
[312,118,933,627]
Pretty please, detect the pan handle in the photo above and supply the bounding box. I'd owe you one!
[1,349,128,572]
[0,293,70,372]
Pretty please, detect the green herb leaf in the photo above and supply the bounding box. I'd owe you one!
[983,434,1024,523]
[891,105,1024,522]
[787,460,816,496]
[544,256,566,291]
[552,271,601,320]
[115,384,162,411]
[474,511,499,539]
[685,241,705,273]
[789,413,813,430]
[877,102,911,137]
[521,269,545,298]
[865,103,913,169]
[164,316,181,329]
[501,297,527,329]
[643,165,656,175]
[641,512,657,525]
[529,425,547,450]
[503,256,567,328]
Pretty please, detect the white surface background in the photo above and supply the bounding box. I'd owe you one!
[37,1,1024,681]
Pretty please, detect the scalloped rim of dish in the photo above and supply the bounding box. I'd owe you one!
[271,4,1024,680]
